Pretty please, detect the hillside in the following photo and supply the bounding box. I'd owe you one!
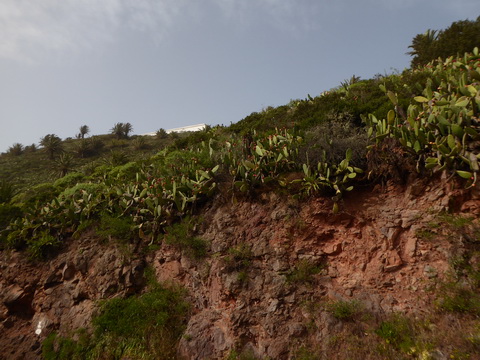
[1,49,480,359]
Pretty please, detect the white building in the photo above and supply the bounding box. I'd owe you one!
[143,123,207,136]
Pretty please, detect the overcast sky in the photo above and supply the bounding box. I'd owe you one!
[1,0,479,153]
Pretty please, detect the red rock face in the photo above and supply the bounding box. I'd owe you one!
[1,178,478,359]
[0,232,146,360]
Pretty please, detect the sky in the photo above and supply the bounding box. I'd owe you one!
[1,0,479,153]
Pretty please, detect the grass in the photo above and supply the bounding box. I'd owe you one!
[292,309,480,360]
[375,314,415,353]
[286,259,325,285]
[437,283,480,315]
[96,213,135,243]
[224,243,253,272]
[324,299,363,321]
[226,349,261,360]
[42,281,190,360]
[163,216,208,259]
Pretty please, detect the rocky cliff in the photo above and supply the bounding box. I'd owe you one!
[1,176,479,359]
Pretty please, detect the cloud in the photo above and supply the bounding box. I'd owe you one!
[212,0,327,31]
[0,0,327,62]
[2,0,479,63]
[368,0,480,15]
[0,0,187,62]
[0,0,349,63]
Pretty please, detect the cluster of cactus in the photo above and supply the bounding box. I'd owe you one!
[295,148,362,213]
[222,129,303,191]
[118,165,218,234]
[364,48,480,188]
[4,155,219,254]
[3,115,368,256]
[212,128,361,212]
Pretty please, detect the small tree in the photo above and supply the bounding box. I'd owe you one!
[24,144,37,153]
[40,134,63,159]
[123,123,133,138]
[78,125,90,139]
[8,143,24,156]
[56,153,74,177]
[110,122,133,139]
[156,128,168,139]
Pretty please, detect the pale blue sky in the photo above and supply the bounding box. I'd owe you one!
[1,0,479,152]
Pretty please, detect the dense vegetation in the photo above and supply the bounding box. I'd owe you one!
[42,275,189,360]
[1,19,479,359]
[408,16,480,67]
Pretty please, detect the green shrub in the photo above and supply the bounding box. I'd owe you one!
[324,299,362,321]
[42,283,189,360]
[0,204,22,230]
[226,349,261,360]
[292,346,321,360]
[437,213,474,229]
[53,172,86,190]
[96,213,134,242]
[0,204,23,249]
[88,136,105,153]
[42,330,92,360]
[106,161,141,181]
[164,217,207,259]
[59,182,106,199]
[286,259,324,285]
[299,116,368,168]
[12,182,58,207]
[27,231,61,259]
[438,284,480,315]
[93,284,188,359]
[224,243,253,272]
[375,315,415,353]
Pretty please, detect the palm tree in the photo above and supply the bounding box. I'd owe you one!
[123,123,133,138]
[40,134,63,159]
[104,150,128,166]
[24,143,37,153]
[132,136,149,150]
[75,139,92,158]
[56,153,74,177]
[79,125,90,139]
[156,128,168,139]
[111,123,125,139]
[408,29,438,67]
[110,122,133,139]
[0,180,15,204]
[8,143,24,156]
